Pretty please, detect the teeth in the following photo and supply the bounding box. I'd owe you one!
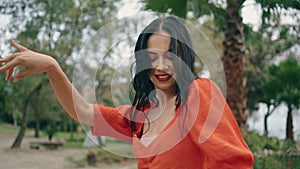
[158,75,170,78]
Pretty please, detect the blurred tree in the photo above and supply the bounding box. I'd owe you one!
[0,0,121,148]
[259,70,281,136]
[246,0,299,114]
[258,57,300,168]
[11,81,44,148]
[0,73,9,121]
[29,82,65,138]
[263,57,300,141]
[245,23,298,138]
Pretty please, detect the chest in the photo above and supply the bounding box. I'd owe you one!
[134,134,204,169]
[140,105,177,146]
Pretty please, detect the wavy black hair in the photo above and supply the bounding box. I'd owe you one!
[130,16,198,136]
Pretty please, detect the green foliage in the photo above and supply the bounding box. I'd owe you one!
[1,0,140,147]
[143,0,188,18]
[44,125,58,141]
[246,131,280,152]
[246,23,298,112]
[254,155,300,169]
[256,57,300,140]
[142,0,226,31]
[0,0,122,147]
[12,110,22,125]
[246,131,300,169]
[0,122,18,134]
[0,73,11,122]
[265,57,300,108]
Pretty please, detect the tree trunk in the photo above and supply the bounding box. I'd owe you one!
[286,105,294,140]
[264,104,275,136]
[12,104,18,127]
[222,0,247,126]
[34,105,40,138]
[264,113,270,136]
[286,105,294,168]
[11,83,44,148]
[69,118,74,141]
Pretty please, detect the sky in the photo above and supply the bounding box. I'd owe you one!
[0,15,10,27]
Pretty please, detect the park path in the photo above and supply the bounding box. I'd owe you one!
[0,133,136,169]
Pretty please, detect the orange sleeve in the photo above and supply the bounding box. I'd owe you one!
[188,78,254,168]
[91,104,133,142]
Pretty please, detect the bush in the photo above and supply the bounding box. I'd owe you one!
[245,131,300,169]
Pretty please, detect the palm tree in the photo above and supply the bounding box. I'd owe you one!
[222,0,247,125]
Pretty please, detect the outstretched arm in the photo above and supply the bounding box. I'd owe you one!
[0,40,94,126]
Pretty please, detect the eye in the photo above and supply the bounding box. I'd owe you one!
[164,51,176,61]
[147,52,158,61]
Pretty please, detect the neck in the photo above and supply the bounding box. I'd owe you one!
[155,89,176,104]
[148,91,177,123]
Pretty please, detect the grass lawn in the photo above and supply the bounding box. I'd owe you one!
[0,122,19,134]
[0,122,136,167]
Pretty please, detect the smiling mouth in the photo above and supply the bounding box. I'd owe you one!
[155,74,172,81]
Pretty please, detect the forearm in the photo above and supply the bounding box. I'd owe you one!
[47,59,94,126]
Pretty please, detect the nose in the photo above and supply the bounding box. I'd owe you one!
[155,56,169,71]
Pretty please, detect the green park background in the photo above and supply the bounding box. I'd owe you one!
[0,0,299,168]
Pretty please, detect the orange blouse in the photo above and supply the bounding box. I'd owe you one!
[91,78,254,169]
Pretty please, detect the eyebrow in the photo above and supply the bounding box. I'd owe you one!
[147,48,174,55]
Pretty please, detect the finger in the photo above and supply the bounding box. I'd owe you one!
[5,68,14,81]
[0,58,20,73]
[0,53,20,63]
[13,69,33,82]
[11,39,28,52]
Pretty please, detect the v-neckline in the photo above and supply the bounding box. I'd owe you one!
[137,107,180,148]
[132,107,186,158]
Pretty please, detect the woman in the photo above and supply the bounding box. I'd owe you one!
[0,16,254,168]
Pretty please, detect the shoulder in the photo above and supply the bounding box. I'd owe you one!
[189,78,215,97]
[186,78,227,119]
[185,78,215,120]
[194,77,211,83]
[191,78,225,98]
[192,77,218,88]
[187,78,213,99]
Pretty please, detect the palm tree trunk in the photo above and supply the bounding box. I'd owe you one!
[222,0,247,125]
[286,104,294,140]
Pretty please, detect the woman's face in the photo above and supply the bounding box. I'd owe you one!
[147,32,177,95]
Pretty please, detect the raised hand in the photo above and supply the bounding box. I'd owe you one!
[0,39,57,82]
[0,39,94,125]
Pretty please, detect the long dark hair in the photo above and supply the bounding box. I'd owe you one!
[130,16,198,136]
